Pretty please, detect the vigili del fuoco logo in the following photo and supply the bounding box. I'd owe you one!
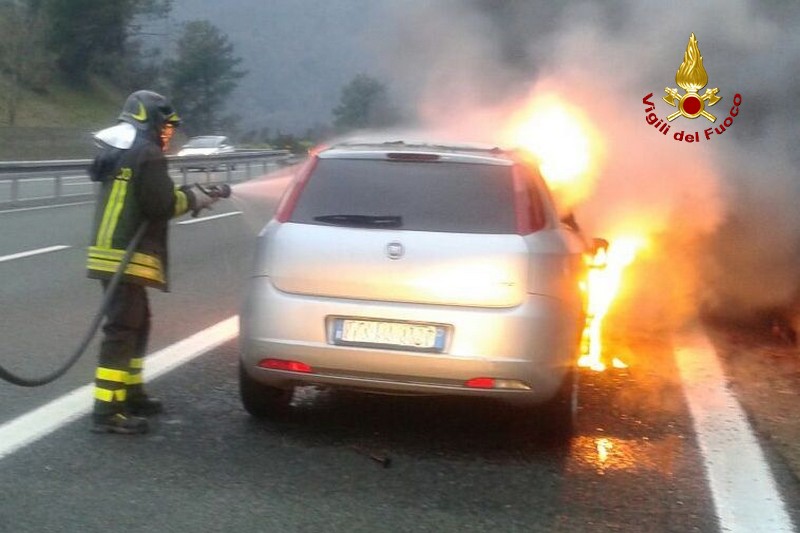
[643,33,742,143]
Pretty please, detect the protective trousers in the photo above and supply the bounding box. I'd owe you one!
[93,281,151,416]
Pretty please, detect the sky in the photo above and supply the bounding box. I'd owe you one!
[165,0,382,135]
[165,0,800,327]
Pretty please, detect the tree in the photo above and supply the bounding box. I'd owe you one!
[40,0,171,85]
[332,74,397,133]
[164,20,246,136]
[0,0,52,124]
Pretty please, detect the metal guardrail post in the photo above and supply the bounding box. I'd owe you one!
[10,178,19,206]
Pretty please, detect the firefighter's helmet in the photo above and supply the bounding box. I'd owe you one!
[118,90,181,132]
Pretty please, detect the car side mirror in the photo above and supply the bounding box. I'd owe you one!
[591,237,609,255]
[560,212,580,231]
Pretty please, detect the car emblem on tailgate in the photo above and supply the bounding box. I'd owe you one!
[386,241,404,260]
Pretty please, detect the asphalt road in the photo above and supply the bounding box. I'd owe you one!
[0,170,797,532]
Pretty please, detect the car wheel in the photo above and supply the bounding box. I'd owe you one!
[536,367,578,444]
[239,363,294,419]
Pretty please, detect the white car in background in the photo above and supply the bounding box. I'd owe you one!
[176,135,236,170]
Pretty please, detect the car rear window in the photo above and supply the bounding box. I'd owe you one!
[289,158,519,234]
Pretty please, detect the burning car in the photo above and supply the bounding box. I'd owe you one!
[239,138,594,440]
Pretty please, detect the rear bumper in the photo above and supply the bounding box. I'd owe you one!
[240,277,583,405]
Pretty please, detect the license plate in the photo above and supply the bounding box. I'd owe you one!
[333,319,446,351]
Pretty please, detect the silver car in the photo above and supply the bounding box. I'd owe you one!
[239,139,592,437]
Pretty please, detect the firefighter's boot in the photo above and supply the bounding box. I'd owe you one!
[93,366,148,434]
[91,412,149,434]
[127,357,163,415]
[127,392,163,416]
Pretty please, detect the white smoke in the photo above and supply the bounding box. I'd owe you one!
[366,0,800,326]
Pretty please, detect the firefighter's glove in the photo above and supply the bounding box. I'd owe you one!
[185,184,219,217]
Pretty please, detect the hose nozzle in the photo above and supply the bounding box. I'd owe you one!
[199,183,232,198]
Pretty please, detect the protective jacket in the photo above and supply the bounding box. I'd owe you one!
[86,127,190,291]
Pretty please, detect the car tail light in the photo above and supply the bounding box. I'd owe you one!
[465,377,531,390]
[258,358,312,373]
[274,157,318,222]
[512,167,547,235]
[465,377,495,389]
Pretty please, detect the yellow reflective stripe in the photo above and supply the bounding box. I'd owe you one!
[88,247,162,269]
[132,102,147,121]
[126,373,143,385]
[96,367,128,383]
[94,387,127,402]
[95,388,115,402]
[97,179,128,248]
[96,180,120,247]
[174,189,189,217]
[130,358,144,369]
[87,246,165,284]
[87,258,165,284]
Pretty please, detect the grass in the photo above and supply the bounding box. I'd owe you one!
[0,74,125,160]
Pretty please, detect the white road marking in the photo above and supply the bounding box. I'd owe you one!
[676,329,795,533]
[177,211,243,225]
[1,316,796,532]
[0,245,71,264]
[0,316,238,460]
[0,201,94,214]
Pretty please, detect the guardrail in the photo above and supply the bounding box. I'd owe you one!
[0,149,292,209]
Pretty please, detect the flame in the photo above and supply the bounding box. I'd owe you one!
[579,236,645,371]
[675,33,709,93]
[500,90,646,372]
[596,437,613,463]
[501,93,603,210]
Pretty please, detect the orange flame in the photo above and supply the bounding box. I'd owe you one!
[501,91,645,371]
[501,93,603,211]
[579,237,645,371]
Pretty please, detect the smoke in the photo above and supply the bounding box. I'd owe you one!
[366,0,800,328]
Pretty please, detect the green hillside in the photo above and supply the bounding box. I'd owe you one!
[0,77,127,161]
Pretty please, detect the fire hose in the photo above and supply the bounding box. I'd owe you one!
[0,183,231,387]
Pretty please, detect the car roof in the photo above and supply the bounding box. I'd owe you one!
[319,139,516,166]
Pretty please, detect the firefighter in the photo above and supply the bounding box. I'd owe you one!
[87,90,218,434]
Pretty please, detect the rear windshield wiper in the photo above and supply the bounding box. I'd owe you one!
[312,214,403,228]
